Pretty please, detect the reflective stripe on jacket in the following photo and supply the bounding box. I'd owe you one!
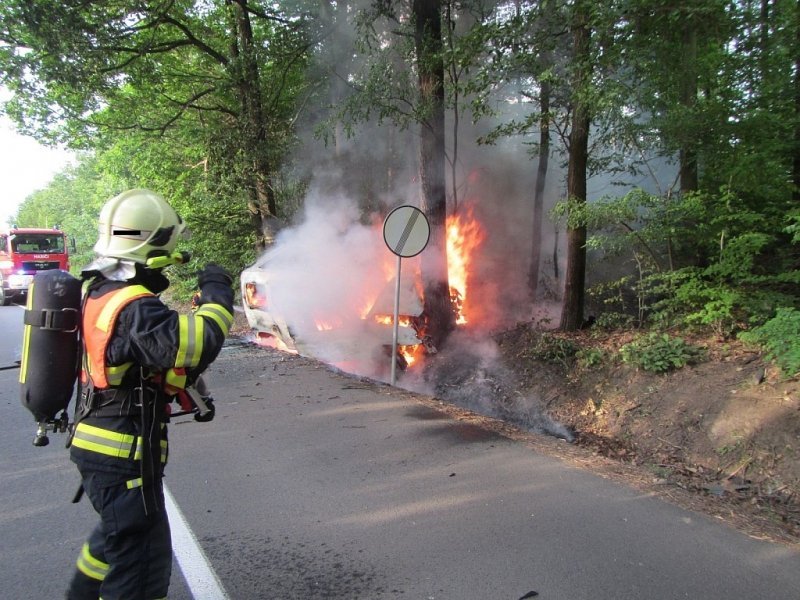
[71,421,168,464]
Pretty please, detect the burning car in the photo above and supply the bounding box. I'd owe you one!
[240,245,298,353]
[240,242,429,377]
[239,200,486,380]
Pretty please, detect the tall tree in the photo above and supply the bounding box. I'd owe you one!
[520,0,561,302]
[465,1,614,324]
[794,0,800,202]
[226,0,279,244]
[623,0,735,198]
[450,1,562,302]
[678,10,700,193]
[558,0,591,330]
[0,0,310,247]
[414,0,456,348]
[328,1,456,348]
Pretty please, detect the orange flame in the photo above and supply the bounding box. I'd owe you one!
[354,206,485,373]
[374,314,413,328]
[254,332,297,354]
[446,207,485,324]
[315,318,340,331]
[399,343,426,368]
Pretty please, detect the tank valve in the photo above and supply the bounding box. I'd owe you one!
[32,412,70,447]
[33,422,50,447]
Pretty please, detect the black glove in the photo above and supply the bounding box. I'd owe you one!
[198,264,233,288]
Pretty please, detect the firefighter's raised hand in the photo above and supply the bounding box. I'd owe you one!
[197,264,233,288]
[195,264,234,309]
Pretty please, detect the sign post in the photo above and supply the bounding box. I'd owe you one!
[382,205,430,386]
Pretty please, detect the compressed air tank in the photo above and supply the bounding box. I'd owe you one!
[19,269,82,422]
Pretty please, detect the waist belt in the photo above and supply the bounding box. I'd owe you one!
[89,405,141,418]
[86,387,141,418]
[71,421,168,463]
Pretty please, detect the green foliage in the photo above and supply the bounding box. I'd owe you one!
[0,0,311,249]
[587,276,643,328]
[576,347,606,370]
[14,134,264,300]
[620,333,705,373]
[519,333,579,369]
[739,308,800,378]
[787,212,800,244]
[3,0,800,345]
[594,312,637,331]
[561,185,799,337]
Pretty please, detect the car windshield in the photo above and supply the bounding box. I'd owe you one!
[10,233,65,254]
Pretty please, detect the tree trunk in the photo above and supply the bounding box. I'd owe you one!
[528,78,550,301]
[414,0,455,350]
[559,1,591,331]
[678,17,699,194]
[229,0,278,247]
[321,0,349,159]
[794,0,800,202]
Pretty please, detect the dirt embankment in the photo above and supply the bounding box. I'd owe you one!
[493,324,800,545]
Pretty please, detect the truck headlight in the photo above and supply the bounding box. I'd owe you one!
[8,274,34,289]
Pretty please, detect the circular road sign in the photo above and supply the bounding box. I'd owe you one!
[383,205,430,258]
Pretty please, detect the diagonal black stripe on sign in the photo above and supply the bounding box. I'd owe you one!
[393,209,421,255]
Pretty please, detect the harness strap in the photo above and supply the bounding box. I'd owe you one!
[23,307,80,332]
[138,376,168,516]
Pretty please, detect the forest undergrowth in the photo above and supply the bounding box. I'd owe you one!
[493,324,800,545]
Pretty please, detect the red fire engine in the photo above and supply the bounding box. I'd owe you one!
[0,227,71,306]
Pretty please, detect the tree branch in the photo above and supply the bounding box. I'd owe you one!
[134,9,229,66]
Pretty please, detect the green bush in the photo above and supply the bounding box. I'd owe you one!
[620,333,705,373]
[521,333,579,368]
[594,311,637,331]
[558,187,800,339]
[576,347,606,370]
[739,307,800,378]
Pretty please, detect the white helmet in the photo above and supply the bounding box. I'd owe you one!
[93,189,186,264]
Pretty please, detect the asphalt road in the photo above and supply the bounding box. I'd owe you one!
[2,302,799,599]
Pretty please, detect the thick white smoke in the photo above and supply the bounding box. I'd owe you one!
[255,189,423,380]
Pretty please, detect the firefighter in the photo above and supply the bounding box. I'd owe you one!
[66,189,234,600]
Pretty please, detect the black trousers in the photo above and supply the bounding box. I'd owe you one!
[67,421,172,600]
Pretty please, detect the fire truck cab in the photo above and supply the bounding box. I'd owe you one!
[0,227,70,306]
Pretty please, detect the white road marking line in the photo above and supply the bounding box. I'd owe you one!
[164,484,230,600]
